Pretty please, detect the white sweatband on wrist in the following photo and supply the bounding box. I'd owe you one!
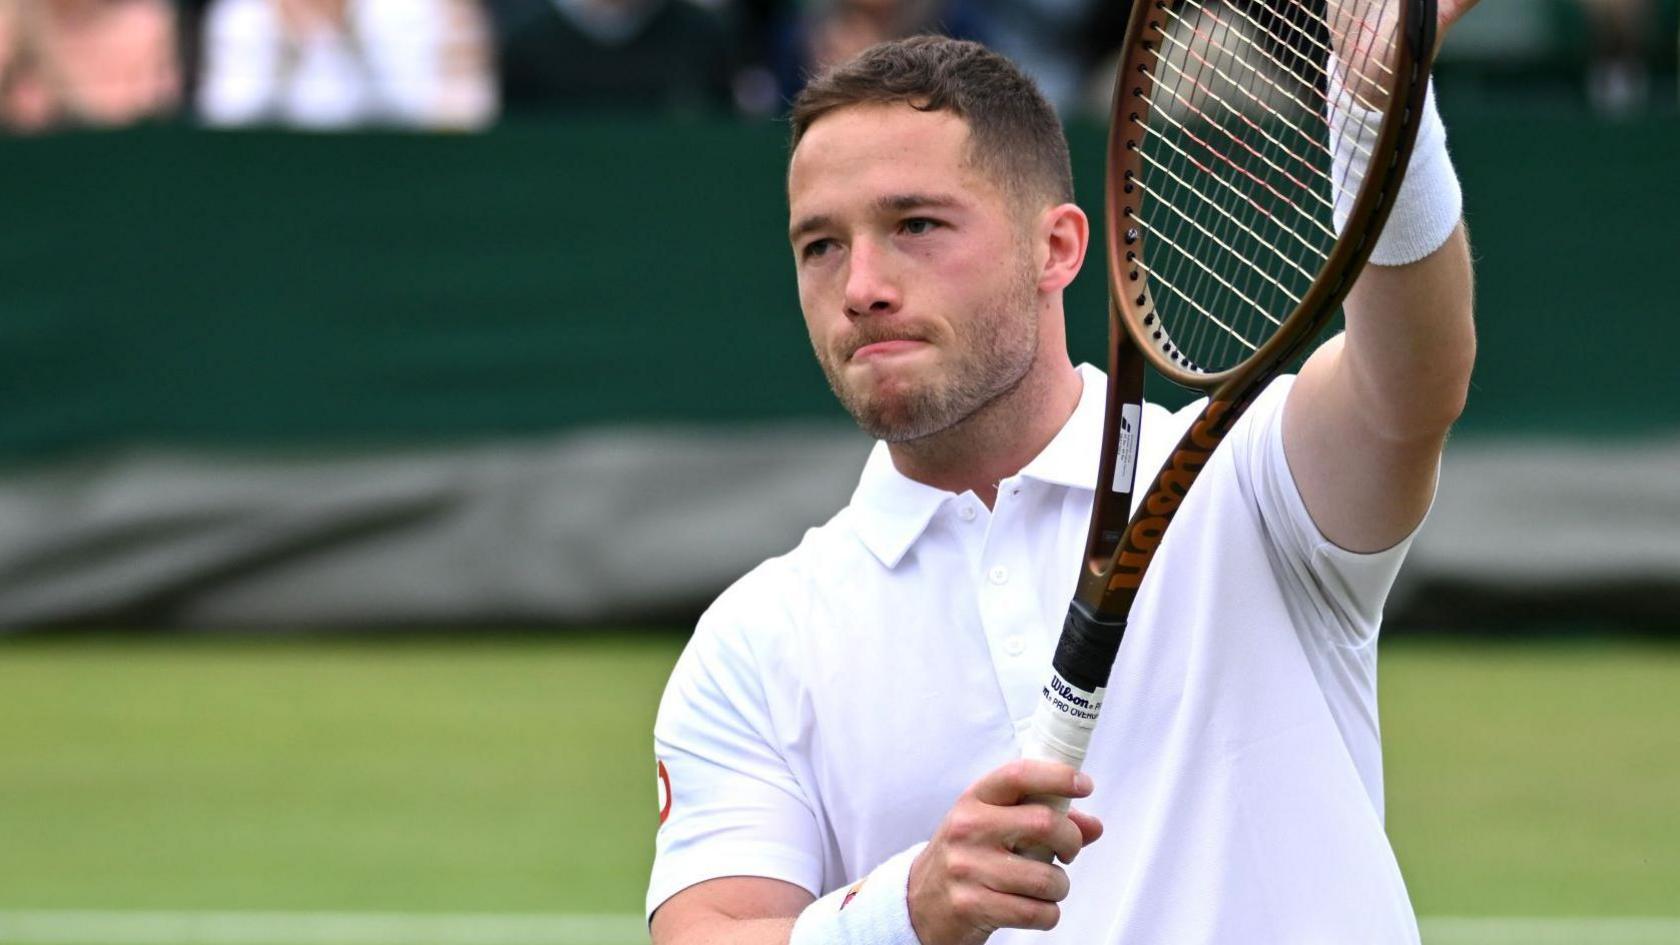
[1330,77,1462,266]
[788,842,927,945]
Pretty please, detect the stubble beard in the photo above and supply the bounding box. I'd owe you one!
[820,255,1041,444]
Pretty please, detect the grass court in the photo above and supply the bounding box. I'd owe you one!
[1,634,1676,943]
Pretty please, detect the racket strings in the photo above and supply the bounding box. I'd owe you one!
[1134,137,1331,268]
[1148,37,1338,194]
[1160,2,1349,160]
[1128,211,1288,325]
[1143,0,1331,367]
[1132,176,1312,296]
[1133,262,1261,352]
[1187,0,1392,114]
[1140,105,1337,241]
[1129,0,1400,374]
[1164,0,1383,185]
[1143,70,1337,217]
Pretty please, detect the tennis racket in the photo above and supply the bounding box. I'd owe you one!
[1017,0,1438,858]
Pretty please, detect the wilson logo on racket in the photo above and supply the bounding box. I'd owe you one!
[1050,676,1094,710]
[1108,401,1230,592]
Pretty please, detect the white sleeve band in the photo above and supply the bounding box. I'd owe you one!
[1330,80,1462,267]
[788,843,927,945]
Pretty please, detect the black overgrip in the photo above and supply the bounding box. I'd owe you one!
[1051,599,1128,693]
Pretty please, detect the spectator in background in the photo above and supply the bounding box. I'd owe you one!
[489,0,734,113]
[1076,0,1143,120]
[771,0,988,108]
[719,0,785,115]
[196,0,496,130]
[1581,0,1654,114]
[967,0,1100,113]
[0,0,180,133]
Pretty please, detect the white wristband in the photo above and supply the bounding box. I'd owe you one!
[1330,78,1462,266]
[788,843,927,945]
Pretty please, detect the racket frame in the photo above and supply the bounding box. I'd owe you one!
[1019,0,1439,863]
[1079,0,1438,618]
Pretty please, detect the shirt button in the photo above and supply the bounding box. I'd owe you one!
[1003,635,1025,656]
[958,505,977,522]
[988,566,1009,585]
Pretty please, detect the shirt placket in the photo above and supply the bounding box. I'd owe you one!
[975,478,1049,731]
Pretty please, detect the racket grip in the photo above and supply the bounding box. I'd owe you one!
[1007,723,1075,867]
[1014,602,1127,862]
[1015,693,1091,863]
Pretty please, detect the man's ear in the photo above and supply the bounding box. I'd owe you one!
[1037,202,1089,294]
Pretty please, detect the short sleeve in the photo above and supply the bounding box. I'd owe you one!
[1238,377,1431,646]
[647,599,824,919]
[1228,377,1433,811]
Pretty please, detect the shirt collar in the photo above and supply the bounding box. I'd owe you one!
[1016,362,1105,492]
[848,363,1106,567]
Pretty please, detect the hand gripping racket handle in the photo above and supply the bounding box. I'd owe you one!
[1015,600,1128,862]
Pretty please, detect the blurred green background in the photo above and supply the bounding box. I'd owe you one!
[3,104,1675,462]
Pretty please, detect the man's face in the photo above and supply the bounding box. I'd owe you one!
[787,104,1044,442]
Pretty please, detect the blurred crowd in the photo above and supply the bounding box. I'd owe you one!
[0,0,1670,134]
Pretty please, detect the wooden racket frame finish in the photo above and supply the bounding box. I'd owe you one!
[1076,0,1439,617]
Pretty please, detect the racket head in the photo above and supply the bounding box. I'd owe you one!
[1106,0,1437,391]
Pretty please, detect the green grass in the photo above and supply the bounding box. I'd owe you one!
[0,634,1676,922]
[0,635,676,914]
[1382,640,1680,916]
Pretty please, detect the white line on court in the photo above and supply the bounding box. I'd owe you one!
[2,911,1678,945]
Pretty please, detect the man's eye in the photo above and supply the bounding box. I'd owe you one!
[902,218,939,236]
[803,239,835,259]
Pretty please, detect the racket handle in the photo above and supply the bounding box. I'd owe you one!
[1014,602,1127,862]
[1015,694,1091,863]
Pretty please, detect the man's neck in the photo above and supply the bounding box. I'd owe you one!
[886,359,1083,508]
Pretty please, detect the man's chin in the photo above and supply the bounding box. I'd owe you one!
[828,366,953,440]
[847,392,950,443]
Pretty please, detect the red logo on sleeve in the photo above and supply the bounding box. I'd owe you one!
[840,879,864,909]
[656,760,673,825]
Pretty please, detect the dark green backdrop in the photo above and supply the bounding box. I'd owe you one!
[3,104,1673,463]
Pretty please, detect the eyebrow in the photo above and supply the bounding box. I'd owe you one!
[788,192,964,244]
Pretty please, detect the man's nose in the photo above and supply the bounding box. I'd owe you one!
[843,239,902,317]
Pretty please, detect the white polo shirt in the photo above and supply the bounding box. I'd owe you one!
[650,363,1423,944]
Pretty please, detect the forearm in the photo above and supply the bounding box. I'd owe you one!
[651,842,926,945]
[1284,80,1478,551]
[649,876,812,945]
[653,915,797,945]
[1338,221,1476,442]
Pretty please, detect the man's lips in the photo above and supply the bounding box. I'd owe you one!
[849,338,929,362]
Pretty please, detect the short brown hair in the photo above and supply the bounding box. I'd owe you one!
[789,36,1075,208]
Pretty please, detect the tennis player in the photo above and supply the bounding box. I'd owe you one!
[650,19,1476,945]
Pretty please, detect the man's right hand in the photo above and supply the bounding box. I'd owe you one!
[907,759,1104,945]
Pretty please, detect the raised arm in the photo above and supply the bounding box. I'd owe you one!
[1282,1,1480,553]
[1284,224,1474,552]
